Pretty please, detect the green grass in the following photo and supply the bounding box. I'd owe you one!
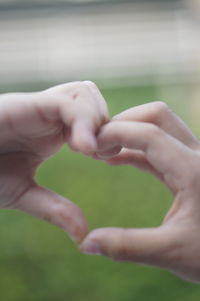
[0,85,199,300]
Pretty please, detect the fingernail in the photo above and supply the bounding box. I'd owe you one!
[95,152,110,159]
[80,240,101,255]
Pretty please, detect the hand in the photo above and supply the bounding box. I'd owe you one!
[0,81,108,243]
[80,101,200,283]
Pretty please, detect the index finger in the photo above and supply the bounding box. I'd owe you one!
[113,102,199,149]
[43,81,109,155]
[97,121,195,192]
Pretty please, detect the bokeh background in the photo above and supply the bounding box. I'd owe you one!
[0,0,200,300]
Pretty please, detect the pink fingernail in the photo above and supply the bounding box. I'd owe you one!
[80,241,101,255]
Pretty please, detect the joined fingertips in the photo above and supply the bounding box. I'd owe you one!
[96,146,122,159]
[79,229,104,255]
[70,119,97,156]
[97,121,192,178]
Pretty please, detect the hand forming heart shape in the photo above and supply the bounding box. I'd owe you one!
[81,101,200,283]
[0,81,108,243]
[1,84,200,283]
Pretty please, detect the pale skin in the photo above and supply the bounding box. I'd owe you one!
[1,84,200,283]
[80,101,200,283]
[0,81,109,243]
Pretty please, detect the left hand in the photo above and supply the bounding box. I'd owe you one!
[0,81,108,243]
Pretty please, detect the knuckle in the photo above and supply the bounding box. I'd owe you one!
[152,101,169,119]
[143,124,161,151]
[61,82,87,101]
[71,81,85,92]
[112,245,130,261]
[73,81,92,94]
[147,123,161,137]
[154,101,169,112]
[161,235,183,266]
[83,80,97,89]
[107,229,130,260]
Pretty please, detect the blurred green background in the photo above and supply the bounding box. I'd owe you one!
[0,84,200,300]
[1,0,200,300]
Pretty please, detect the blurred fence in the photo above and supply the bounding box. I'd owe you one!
[0,1,199,87]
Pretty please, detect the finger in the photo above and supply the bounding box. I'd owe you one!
[95,145,122,159]
[69,118,98,155]
[113,102,199,149]
[106,149,164,181]
[80,227,176,269]
[60,100,101,156]
[36,81,110,155]
[14,184,88,243]
[83,81,109,122]
[97,121,194,192]
[69,82,109,155]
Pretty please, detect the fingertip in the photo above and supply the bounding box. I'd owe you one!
[79,240,102,255]
[71,119,98,156]
[70,223,89,244]
[64,208,89,244]
[71,133,97,156]
[79,229,104,255]
[96,146,122,159]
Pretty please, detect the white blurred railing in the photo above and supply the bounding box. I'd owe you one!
[0,1,199,87]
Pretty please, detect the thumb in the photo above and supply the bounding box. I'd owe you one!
[80,227,176,268]
[14,184,88,243]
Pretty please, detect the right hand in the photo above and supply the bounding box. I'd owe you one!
[80,101,200,283]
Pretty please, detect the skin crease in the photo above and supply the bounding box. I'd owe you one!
[80,101,200,283]
[1,85,200,283]
[0,81,109,243]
